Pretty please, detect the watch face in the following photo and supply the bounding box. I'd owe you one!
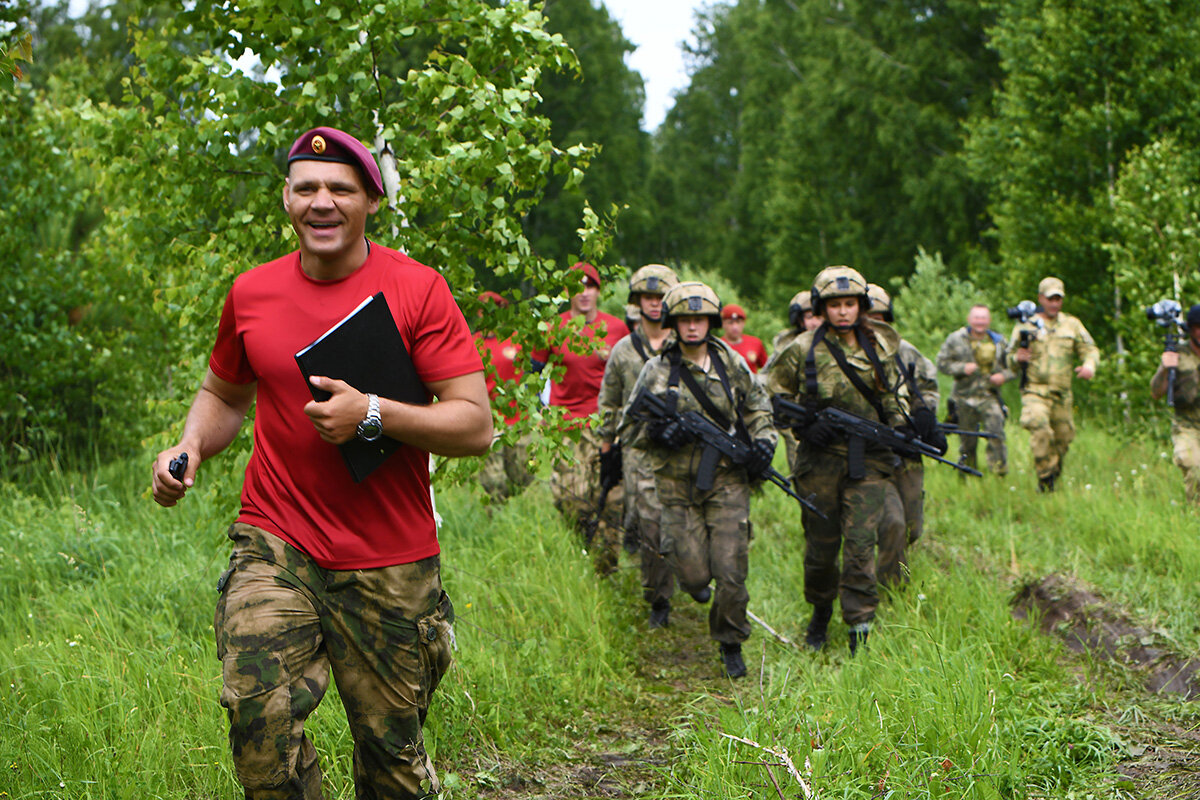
[358,419,383,441]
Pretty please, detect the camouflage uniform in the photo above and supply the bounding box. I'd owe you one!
[766,320,908,627]
[884,339,939,584]
[215,524,453,799]
[550,424,624,573]
[478,432,533,503]
[598,326,675,608]
[936,326,1012,474]
[1152,347,1200,503]
[764,327,805,476]
[621,337,777,645]
[1009,313,1099,481]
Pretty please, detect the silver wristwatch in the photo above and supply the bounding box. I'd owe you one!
[356,393,383,441]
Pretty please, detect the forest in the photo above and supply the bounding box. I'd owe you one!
[3,2,1200,798]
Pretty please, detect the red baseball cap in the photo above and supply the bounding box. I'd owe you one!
[478,290,509,308]
[570,261,602,288]
[287,126,385,197]
[721,304,747,321]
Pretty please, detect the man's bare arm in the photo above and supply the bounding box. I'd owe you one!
[152,369,256,506]
[304,370,493,457]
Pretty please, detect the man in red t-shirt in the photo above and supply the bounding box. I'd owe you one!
[475,291,534,502]
[721,304,769,374]
[151,126,492,799]
[531,262,628,568]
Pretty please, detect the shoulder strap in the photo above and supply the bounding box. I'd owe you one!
[630,330,649,362]
[821,329,890,422]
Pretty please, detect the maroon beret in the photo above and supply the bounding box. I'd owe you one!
[570,261,602,288]
[721,304,747,321]
[287,126,384,197]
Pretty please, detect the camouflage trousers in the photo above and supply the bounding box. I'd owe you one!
[656,472,751,644]
[1172,424,1200,504]
[479,430,534,503]
[214,524,453,800]
[882,458,923,588]
[794,451,905,627]
[1019,391,1074,480]
[955,397,1008,474]
[626,449,674,607]
[551,426,624,574]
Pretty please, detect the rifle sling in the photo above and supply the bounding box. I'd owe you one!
[806,324,890,423]
[629,330,649,362]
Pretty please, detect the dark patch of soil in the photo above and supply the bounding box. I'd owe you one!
[1012,573,1200,700]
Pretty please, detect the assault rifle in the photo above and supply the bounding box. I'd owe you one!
[772,396,982,477]
[939,424,1001,441]
[582,443,623,548]
[627,388,826,518]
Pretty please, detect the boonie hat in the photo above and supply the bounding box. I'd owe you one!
[1038,277,1065,298]
[288,126,385,197]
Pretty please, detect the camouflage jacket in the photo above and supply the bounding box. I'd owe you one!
[620,337,777,481]
[597,325,672,444]
[896,339,940,411]
[1009,312,1099,396]
[764,327,803,374]
[936,327,1013,408]
[1152,345,1200,429]
[766,320,909,473]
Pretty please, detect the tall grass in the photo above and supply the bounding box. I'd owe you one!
[1,418,1195,798]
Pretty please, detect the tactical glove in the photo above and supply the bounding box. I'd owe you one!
[599,443,622,489]
[650,419,693,450]
[798,418,836,448]
[745,438,776,479]
[911,407,948,455]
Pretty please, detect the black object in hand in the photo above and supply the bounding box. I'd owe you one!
[799,418,836,448]
[168,452,188,481]
[746,438,775,479]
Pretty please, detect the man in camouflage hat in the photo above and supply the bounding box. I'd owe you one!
[598,264,678,626]
[1150,303,1200,503]
[620,281,777,677]
[1010,277,1099,491]
[937,304,1012,474]
[766,266,911,656]
[865,283,944,585]
[531,262,629,572]
[152,125,493,798]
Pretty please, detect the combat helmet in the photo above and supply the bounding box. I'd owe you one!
[662,281,723,331]
[787,290,813,329]
[627,264,679,303]
[866,283,894,322]
[811,265,869,314]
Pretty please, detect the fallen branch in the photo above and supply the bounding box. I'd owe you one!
[722,733,814,799]
[748,609,802,650]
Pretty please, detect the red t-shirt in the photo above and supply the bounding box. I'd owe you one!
[532,311,628,419]
[209,243,483,569]
[724,334,769,373]
[477,333,522,425]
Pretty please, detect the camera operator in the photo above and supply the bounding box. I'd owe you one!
[1009,277,1100,492]
[1150,303,1200,504]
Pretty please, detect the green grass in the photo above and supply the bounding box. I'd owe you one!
[1,419,1197,798]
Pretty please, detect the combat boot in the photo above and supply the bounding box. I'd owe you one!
[848,624,870,656]
[689,585,712,603]
[720,643,747,679]
[648,599,670,629]
[805,604,834,651]
[1037,474,1056,493]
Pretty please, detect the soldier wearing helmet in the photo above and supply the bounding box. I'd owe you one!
[764,288,823,475]
[1151,302,1200,503]
[598,264,679,622]
[865,284,944,587]
[620,280,777,678]
[1010,277,1099,492]
[765,266,908,656]
[530,262,630,569]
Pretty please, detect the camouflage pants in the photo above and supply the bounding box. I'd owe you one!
[955,398,1008,474]
[794,451,904,626]
[626,449,674,607]
[551,426,624,574]
[881,458,923,588]
[1019,391,1074,480]
[479,431,534,503]
[1172,425,1200,504]
[656,472,751,644]
[214,524,453,800]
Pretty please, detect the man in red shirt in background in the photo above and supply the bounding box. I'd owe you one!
[151,125,492,799]
[475,291,534,503]
[531,262,629,572]
[721,304,769,374]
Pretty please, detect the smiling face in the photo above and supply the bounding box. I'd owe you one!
[284,159,380,279]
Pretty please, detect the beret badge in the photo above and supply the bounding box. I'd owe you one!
[311,135,326,154]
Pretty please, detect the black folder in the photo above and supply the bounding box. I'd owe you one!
[294,292,428,482]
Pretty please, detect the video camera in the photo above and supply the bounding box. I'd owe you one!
[1145,298,1183,329]
[1005,299,1039,324]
